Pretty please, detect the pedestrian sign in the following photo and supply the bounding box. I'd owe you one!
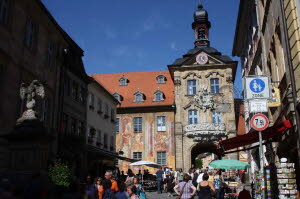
[244,76,270,100]
[250,114,269,131]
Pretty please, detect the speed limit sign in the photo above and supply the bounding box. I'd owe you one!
[251,114,269,131]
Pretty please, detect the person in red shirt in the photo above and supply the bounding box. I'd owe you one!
[238,187,251,199]
[104,170,119,192]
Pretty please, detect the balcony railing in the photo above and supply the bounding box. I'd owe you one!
[184,123,226,141]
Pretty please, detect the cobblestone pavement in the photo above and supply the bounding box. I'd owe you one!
[145,191,199,199]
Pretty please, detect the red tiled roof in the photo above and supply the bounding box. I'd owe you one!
[91,71,174,108]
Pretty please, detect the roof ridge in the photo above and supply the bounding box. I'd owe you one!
[90,70,169,76]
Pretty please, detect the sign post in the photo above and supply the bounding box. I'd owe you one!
[251,114,269,198]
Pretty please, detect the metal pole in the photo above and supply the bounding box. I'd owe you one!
[259,131,265,199]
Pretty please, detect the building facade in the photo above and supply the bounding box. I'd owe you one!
[168,3,238,171]
[233,0,300,193]
[85,78,119,176]
[92,71,176,173]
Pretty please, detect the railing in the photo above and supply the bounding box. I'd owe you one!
[184,123,227,141]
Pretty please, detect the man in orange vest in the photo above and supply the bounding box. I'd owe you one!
[104,170,119,192]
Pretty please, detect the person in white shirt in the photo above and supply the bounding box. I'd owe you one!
[196,170,205,183]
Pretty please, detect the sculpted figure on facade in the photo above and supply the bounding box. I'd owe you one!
[194,88,214,111]
[17,80,45,124]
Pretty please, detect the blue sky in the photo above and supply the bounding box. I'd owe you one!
[42,0,242,92]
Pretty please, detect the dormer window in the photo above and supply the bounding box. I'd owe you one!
[154,90,164,102]
[119,77,128,86]
[134,91,144,103]
[113,92,121,102]
[156,75,166,84]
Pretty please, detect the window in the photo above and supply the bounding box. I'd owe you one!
[111,109,115,122]
[198,27,206,39]
[47,41,55,67]
[79,86,85,105]
[116,118,120,133]
[0,0,9,24]
[64,76,70,96]
[157,116,166,131]
[104,133,108,149]
[187,80,197,95]
[133,117,143,132]
[134,92,144,103]
[25,18,38,50]
[157,152,166,165]
[96,130,102,146]
[41,98,50,125]
[71,117,76,134]
[157,75,166,84]
[72,81,79,101]
[154,91,164,102]
[62,113,68,133]
[113,93,121,102]
[119,77,128,86]
[210,78,220,94]
[188,110,198,124]
[133,152,142,160]
[104,104,109,118]
[97,98,102,113]
[88,93,94,109]
[77,121,83,136]
[212,110,222,124]
[110,136,114,151]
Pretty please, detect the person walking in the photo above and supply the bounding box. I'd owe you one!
[94,177,104,199]
[102,179,114,199]
[125,169,134,187]
[198,173,215,199]
[165,172,175,197]
[114,180,129,199]
[85,175,98,199]
[214,170,224,199]
[177,169,184,183]
[104,171,119,192]
[174,174,196,199]
[133,176,146,199]
[127,185,141,199]
[156,167,164,194]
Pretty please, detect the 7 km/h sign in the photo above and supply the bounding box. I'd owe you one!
[251,114,269,131]
[244,76,271,100]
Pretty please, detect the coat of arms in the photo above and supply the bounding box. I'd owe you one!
[194,88,214,111]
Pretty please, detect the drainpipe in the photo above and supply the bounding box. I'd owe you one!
[279,0,300,167]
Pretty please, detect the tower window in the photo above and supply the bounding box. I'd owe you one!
[198,27,206,39]
[187,80,197,95]
[188,110,198,124]
[210,78,220,94]
[212,110,222,124]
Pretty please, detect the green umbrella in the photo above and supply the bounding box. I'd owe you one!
[209,159,250,170]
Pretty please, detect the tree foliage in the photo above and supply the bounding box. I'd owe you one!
[48,162,72,187]
[195,158,203,169]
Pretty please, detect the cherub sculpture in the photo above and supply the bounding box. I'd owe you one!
[17,80,45,124]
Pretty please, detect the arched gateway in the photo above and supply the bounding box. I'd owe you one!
[168,2,238,171]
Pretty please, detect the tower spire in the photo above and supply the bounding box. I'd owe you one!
[198,0,203,9]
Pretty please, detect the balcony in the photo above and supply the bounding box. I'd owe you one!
[184,123,227,142]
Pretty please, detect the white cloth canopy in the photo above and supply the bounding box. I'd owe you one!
[129,160,161,168]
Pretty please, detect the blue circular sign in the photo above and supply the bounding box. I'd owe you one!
[250,78,265,93]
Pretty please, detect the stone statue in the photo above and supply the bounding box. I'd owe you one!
[194,87,214,111]
[17,80,45,124]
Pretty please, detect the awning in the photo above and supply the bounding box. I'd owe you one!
[85,145,136,162]
[218,120,292,153]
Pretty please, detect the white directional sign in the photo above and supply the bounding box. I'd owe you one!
[245,76,271,100]
[250,114,269,131]
[249,100,268,113]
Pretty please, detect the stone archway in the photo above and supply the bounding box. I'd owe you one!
[190,142,222,169]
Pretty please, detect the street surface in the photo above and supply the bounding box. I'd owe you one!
[145,191,186,199]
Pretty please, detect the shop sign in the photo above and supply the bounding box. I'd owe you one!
[251,114,269,131]
[268,87,281,107]
[244,76,271,100]
[249,100,268,113]
[239,152,248,163]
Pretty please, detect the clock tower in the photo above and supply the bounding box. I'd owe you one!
[168,2,238,170]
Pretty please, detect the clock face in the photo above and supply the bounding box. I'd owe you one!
[196,53,208,65]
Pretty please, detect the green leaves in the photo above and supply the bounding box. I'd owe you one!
[49,162,72,187]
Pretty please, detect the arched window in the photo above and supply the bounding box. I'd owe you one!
[154,90,164,102]
[156,75,166,84]
[119,77,128,86]
[134,91,144,103]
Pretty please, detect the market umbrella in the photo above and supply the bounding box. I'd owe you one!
[129,161,162,183]
[209,159,250,170]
